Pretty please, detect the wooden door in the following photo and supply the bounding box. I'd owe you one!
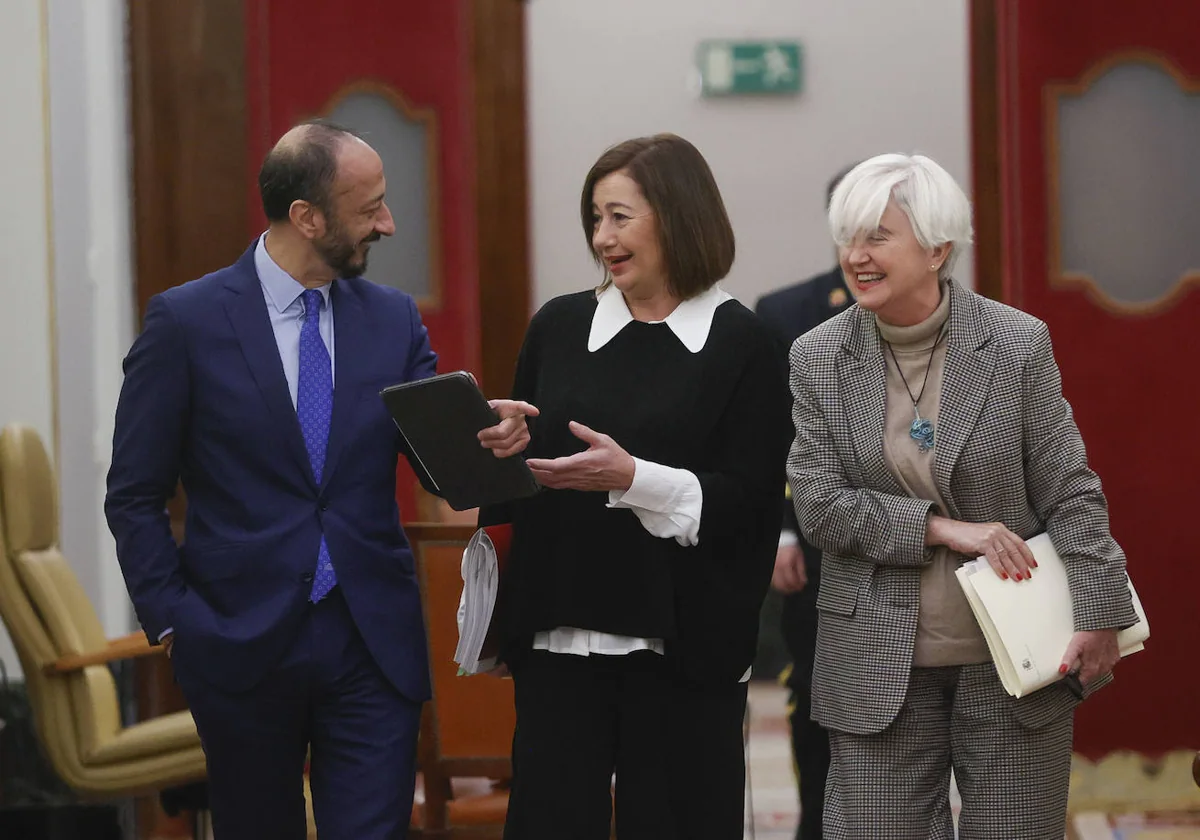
[975,0,1200,758]
[133,0,531,524]
[245,1,480,377]
[244,0,530,520]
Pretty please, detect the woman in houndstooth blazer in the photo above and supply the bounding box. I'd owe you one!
[786,153,1139,839]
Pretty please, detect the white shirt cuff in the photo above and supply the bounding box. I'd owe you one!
[158,628,174,641]
[778,530,799,549]
[607,458,702,546]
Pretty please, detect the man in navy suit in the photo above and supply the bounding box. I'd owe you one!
[105,121,530,839]
[753,166,855,840]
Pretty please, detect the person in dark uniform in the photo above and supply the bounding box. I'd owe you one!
[752,166,856,840]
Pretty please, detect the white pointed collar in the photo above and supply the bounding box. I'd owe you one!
[587,284,733,353]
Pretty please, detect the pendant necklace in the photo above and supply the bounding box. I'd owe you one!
[883,325,947,452]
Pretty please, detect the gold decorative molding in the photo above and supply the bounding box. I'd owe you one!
[1045,50,1200,317]
[321,80,444,313]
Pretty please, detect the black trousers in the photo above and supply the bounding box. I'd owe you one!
[782,589,831,840]
[504,650,748,840]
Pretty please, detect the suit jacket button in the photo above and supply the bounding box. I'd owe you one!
[319,500,329,511]
[301,572,314,584]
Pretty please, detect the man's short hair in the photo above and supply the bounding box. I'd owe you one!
[258,120,363,222]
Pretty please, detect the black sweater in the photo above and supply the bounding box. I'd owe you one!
[485,289,791,683]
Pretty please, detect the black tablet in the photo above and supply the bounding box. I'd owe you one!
[380,371,540,510]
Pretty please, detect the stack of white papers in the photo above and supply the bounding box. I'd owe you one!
[955,533,1149,698]
[454,527,502,675]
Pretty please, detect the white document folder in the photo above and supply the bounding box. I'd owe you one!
[955,533,1149,698]
[454,527,502,676]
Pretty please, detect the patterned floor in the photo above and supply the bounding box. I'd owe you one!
[743,681,800,839]
[743,682,1200,840]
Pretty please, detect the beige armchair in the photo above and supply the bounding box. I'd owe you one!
[0,423,206,798]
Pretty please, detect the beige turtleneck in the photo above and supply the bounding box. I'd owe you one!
[877,286,990,668]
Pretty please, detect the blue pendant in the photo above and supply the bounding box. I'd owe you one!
[910,416,935,451]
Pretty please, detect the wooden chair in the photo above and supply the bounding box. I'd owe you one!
[407,523,515,839]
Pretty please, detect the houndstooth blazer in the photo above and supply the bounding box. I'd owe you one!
[786,279,1138,735]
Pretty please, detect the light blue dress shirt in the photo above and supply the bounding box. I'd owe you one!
[255,233,335,401]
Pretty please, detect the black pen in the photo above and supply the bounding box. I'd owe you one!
[1063,669,1085,700]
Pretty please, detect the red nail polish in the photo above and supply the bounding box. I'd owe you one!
[1001,572,1008,580]
[1014,573,1023,581]
[1032,560,1039,568]
[1059,664,1068,675]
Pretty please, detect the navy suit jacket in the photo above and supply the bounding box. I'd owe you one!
[755,266,854,582]
[754,267,852,352]
[105,243,438,701]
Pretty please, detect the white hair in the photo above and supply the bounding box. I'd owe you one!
[828,153,973,282]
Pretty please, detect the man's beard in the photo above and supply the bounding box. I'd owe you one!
[314,214,380,278]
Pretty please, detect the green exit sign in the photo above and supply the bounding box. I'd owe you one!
[697,40,803,97]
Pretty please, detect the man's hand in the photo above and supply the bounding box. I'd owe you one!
[526,422,635,492]
[162,632,175,659]
[771,543,808,594]
[478,400,539,458]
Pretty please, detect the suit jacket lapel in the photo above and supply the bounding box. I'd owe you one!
[222,252,316,489]
[838,310,905,496]
[933,281,996,512]
[320,280,367,491]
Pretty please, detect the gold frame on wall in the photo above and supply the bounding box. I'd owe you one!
[321,79,444,312]
[1044,50,1200,317]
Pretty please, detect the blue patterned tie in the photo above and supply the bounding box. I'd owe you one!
[297,289,337,602]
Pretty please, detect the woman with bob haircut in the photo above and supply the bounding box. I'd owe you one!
[477,133,792,839]
[786,152,1138,838]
